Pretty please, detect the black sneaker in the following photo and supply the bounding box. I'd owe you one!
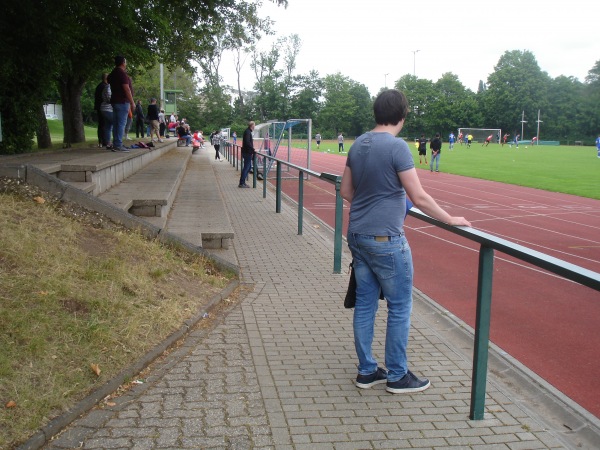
[355,367,388,389]
[386,370,430,394]
[238,184,250,188]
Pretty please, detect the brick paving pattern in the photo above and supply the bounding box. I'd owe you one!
[43,149,576,449]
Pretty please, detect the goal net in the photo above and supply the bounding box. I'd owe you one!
[458,128,502,144]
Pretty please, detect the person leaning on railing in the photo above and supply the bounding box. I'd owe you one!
[340,89,471,395]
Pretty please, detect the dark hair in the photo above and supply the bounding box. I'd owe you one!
[114,55,126,66]
[373,89,409,126]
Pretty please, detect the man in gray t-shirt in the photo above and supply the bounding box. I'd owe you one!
[340,89,470,395]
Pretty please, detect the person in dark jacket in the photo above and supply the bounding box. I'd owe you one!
[239,121,256,188]
[94,73,109,147]
[134,100,145,138]
[429,133,442,172]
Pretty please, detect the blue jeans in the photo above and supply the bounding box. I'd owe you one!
[348,232,414,382]
[239,152,253,185]
[100,110,113,146]
[430,153,440,171]
[112,103,130,149]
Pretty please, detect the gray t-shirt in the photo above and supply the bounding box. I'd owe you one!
[346,132,414,236]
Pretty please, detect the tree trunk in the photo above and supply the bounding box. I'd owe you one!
[35,103,52,149]
[58,74,87,147]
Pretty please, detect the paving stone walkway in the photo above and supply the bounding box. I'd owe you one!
[39,149,595,449]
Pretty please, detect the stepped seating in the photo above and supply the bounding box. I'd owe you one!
[98,146,191,226]
[0,141,234,249]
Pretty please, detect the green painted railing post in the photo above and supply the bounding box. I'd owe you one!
[262,155,267,198]
[333,177,343,274]
[276,162,282,213]
[470,245,494,420]
[298,170,304,235]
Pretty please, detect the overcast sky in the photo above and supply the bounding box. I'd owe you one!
[219,0,599,96]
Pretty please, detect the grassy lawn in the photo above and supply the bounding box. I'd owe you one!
[0,180,235,448]
[39,119,101,150]
[285,138,599,200]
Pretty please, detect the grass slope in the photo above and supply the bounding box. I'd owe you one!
[0,179,235,448]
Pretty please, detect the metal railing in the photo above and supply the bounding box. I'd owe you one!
[222,142,600,420]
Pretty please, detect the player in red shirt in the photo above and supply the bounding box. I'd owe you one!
[483,134,493,146]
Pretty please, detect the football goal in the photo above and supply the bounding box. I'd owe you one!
[458,128,502,144]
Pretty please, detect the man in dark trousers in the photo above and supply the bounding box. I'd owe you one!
[429,133,442,172]
[239,121,256,188]
[107,55,136,152]
[94,73,108,147]
[418,134,427,165]
[134,100,145,138]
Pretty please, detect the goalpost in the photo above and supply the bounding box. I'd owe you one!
[458,128,502,144]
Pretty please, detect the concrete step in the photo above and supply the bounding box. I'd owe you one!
[97,146,192,218]
[163,149,234,250]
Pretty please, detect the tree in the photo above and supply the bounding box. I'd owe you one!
[319,74,360,137]
[395,75,436,137]
[481,50,550,138]
[250,41,285,121]
[581,60,600,139]
[428,73,480,134]
[290,70,324,125]
[0,1,68,153]
[0,0,287,154]
[543,76,585,141]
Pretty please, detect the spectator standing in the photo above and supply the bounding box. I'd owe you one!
[99,81,113,150]
[239,121,256,188]
[94,73,109,147]
[315,133,322,149]
[232,131,237,146]
[338,133,344,152]
[107,56,135,152]
[212,129,223,161]
[430,133,442,172]
[418,134,427,165]
[340,89,470,394]
[147,98,161,142]
[134,100,145,138]
[158,109,166,138]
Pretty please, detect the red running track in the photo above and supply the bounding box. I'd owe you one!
[270,147,600,418]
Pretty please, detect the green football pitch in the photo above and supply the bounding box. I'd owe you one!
[291,139,599,200]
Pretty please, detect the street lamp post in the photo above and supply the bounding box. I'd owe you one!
[412,50,420,77]
[520,111,527,143]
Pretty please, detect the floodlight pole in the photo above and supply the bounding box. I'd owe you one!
[384,73,389,88]
[536,110,542,145]
[520,111,527,142]
[412,50,420,77]
[160,63,164,110]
